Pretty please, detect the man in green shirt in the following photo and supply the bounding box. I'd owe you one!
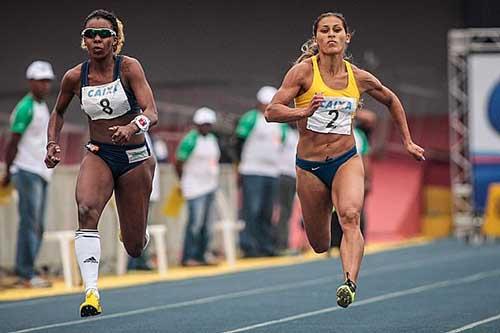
[235,86,287,257]
[175,107,221,266]
[1,61,54,287]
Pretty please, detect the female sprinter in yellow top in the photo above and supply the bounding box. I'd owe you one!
[265,12,425,308]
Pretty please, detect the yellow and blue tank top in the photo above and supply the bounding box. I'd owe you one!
[295,55,360,135]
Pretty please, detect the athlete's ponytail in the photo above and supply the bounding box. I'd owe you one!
[295,39,319,64]
[114,18,125,54]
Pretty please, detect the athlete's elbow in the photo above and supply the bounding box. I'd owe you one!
[150,116,158,128]
[386,91,401,109]
[148,110,159,127]
[264,105,276,123]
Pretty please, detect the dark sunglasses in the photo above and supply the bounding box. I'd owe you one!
[81,28,116,39]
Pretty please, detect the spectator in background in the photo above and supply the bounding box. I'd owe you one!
[1,61,55,288]
[235,86,287,257]
[276,123,299,254]
[176,107,220,267]
[152,136,169,163]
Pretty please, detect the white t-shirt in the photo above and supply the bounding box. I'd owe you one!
[279,127,299,178]
[10,95,53,181]
[178,131,220,199]
[238,112,284,178]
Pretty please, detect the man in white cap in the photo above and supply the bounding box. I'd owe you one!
[1,61,55,288]
[175,107,221,266]
[235,86,287,257]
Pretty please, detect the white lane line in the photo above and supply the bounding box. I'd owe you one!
[444,313,500,333]
[5,251,499,332]
[0,247,490,310]
[6,276,332,333]
[218,269,500,333]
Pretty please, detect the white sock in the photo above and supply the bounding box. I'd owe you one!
[144,227,150,250]
[75,229,101,293]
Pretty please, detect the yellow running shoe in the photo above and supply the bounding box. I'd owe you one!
[80,288,102,317]
[336,278,357,308]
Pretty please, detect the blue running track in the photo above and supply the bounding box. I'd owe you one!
[1,238,500,333]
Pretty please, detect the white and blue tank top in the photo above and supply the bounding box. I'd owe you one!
[80,55,141,120]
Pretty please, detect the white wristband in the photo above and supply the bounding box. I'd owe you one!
[132,115,150,134]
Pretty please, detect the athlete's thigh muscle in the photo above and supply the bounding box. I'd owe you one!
[296,167,333,241]
[75,153,114,219]
[114,157,155,238]
[331,155,364,214]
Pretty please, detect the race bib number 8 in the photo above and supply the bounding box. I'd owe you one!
[306,96,357,135]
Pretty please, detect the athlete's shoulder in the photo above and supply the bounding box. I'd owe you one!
[350,64,381,93]
[290,58,313,76]
[285,59,313,86]
[120,55,140,65]
[61,64,83,87]
[350,63,368,78]
[121,55,142,69]
[120,55,145,77]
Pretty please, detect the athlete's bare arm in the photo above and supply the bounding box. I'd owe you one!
[122,56,158,127]
[265,62,324,123]
[353,66,425,161]
[45,66,81,168]
[107,56,158,145]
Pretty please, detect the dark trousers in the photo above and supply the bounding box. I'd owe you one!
[11,170,48,280]
[239,175,278,256]
[275,175,296,251]
[182,191,215,263]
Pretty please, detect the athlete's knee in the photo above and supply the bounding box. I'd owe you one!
[338,207,360,228]
[125,242,143,258]
[309,238,331,254]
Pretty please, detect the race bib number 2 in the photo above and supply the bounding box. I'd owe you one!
[306,96,357,135]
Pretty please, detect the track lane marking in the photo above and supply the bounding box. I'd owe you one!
[444,313,500,333]
[219,270,500,333]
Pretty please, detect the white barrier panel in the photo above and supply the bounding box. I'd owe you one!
[468,54,500,158]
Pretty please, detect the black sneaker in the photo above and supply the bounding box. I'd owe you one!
[336,277,357,308]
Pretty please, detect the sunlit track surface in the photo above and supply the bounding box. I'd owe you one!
[2,239,500,333]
